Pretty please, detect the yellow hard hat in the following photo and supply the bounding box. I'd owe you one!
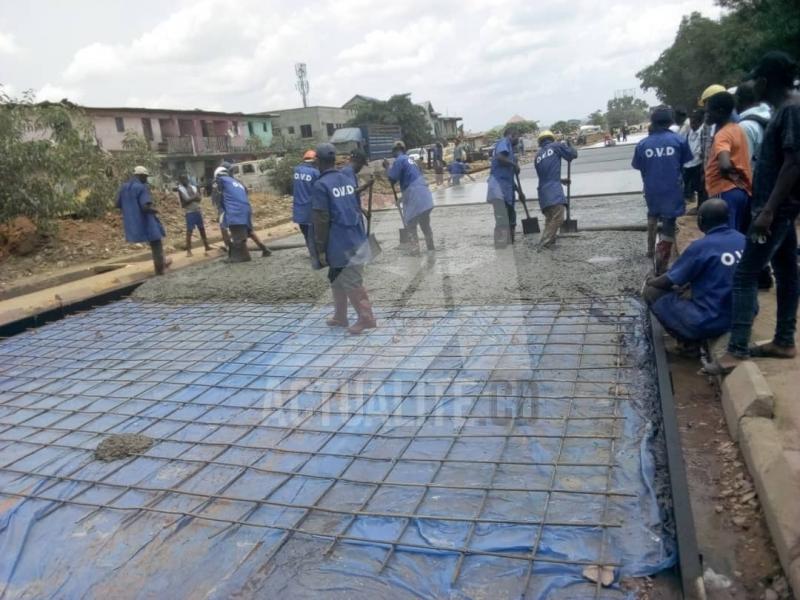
[699,84,726,106]
[538,130,555,141]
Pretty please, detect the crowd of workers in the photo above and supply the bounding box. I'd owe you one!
[636,51,798,370]
[114,51,797,359]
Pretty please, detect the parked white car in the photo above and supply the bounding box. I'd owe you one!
[407,147,426,162]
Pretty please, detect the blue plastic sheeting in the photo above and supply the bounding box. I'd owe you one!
[0,299,674,599]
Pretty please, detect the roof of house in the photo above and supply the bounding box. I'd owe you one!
[78,104,278,119]
[342,94,382,108]
[255,106,354,115]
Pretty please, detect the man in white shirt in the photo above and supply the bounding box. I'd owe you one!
[683,110,706,210]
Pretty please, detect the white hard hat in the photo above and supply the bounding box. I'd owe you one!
[213,166,228,178]
[133,165,149,176]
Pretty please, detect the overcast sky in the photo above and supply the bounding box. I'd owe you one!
[0,0,720,130]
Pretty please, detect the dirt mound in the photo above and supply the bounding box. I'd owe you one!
[94,433,154,461]
[0,216,42,259]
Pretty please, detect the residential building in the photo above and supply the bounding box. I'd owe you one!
[341,94,381,111]
[261,106,355,147]
[84,106,277,181]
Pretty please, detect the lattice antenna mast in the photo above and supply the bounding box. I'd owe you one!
[295,63,310,108]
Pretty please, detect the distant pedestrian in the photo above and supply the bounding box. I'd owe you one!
[447,159,473,185]
[433,142,444,185]
[534,130,577,249]
[292,149,320,244]
[718,52,800,373]
[177,173,212,256]
[454,138,467,163]
[311,143,377,335]
[683,110,706,209]
[621,125,629,142]
[385,140,436,253]
[631,107,692,274]
[116,166,171,275]
[486,126,522,247]
[704,91,752,232]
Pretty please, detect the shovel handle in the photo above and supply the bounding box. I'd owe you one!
[565,160,572,221]
[366,182,373,236]
[515,173,532,219]
[391,183,407,228]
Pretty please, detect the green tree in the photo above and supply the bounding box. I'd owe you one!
[267,150,304,195]
[346,94,432,148]
[606,96,650,129]
[587,110,606,129]
[0,88,160,224]
[550,120,579,135]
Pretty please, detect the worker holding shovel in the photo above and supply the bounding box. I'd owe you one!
[486,126,521,248]
[384,140,435,254]
[534,131,578,249]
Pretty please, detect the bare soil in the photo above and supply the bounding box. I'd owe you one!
[0,191,292,293]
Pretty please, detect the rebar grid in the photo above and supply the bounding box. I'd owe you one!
[0,299,656,597]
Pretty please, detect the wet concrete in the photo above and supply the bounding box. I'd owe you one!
[135,202,650,305]
[94,433,154,462]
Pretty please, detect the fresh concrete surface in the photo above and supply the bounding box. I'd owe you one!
[675,218,800,597]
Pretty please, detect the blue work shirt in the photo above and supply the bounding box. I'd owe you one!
[217,175,252,228]
[311,168,368,268]
[535,140,578,209]
[387,153,424,191]
[116,178,165,243]
[292,162,319,225]
[487,136,516,205]
[448,161,468,175]
[652,225,746,340]
[632,129,692,218]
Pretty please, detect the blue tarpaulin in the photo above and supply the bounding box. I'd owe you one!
[0,299,674,598]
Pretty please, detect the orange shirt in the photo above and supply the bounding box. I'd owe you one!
[705,122,753,197]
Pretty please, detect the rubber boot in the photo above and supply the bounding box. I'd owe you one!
[509,227,516,245]
[654,240,672,275]
[646,222,656,259]
[406,234,420,256]
[424,231,435,251]
[494,227,508,249]
[228,240,251,263]
[326,287,349,327]
[347,287,377,335]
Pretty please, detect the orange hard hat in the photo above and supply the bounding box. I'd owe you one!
[303,149,316,160]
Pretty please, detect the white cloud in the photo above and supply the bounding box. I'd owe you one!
[19,0,720,129]
[0,31,19,55]
[36,83,82,102]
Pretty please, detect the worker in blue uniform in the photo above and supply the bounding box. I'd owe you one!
[644,199,746,348]
[632,106,693,274]
[311,143,376,335]
[116,165,171,275]
[385,140,435,253]
[293,149,319,243]
[216,167,255,262]
[213,163,271,258]
[534,130,578,249]
[447,159,474,185]
[486,126,522,248]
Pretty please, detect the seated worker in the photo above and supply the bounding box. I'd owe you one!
[632,106,693,274]
[447,159,474,185]
[534,130,578,249]
[704,91,753,232]
[311,143,376,335]
[385,140,435,253]
[644,199,746,346]
[292,150,319,243]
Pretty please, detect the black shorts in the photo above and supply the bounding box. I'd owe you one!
[682,164,703,199]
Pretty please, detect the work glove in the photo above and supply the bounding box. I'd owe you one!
[561,178,571,186]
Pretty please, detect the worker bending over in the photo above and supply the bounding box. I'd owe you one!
[216,166,256,262]
[704,92,752,232]
[293,150,319,244]
[534,130,577,249]
[312,143,377,335]
[385,141,435,253]
[117,166,171,275]
[486,126,522,247]
[632,107,692,273]
[644,199,745,350]
[447,159,473,185]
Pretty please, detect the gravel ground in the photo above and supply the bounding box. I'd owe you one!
[134,203,650,305]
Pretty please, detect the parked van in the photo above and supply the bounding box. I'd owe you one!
[229,160,278,194]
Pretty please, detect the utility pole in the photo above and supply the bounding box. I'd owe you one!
[295,63,310,108]
[614,88,637,99]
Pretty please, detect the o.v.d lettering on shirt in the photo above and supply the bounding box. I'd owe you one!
[644,146,677,158]
[294,172,314,182]
[535,147,556,164]
[331,184,356,198]
[721,250,743,267]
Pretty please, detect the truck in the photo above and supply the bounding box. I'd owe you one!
[329,124,403,160]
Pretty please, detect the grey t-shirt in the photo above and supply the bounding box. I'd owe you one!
[177,184,201,214]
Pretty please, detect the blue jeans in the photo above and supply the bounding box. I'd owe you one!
[727,214,799,356]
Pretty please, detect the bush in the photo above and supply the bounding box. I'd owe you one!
[268,150,305,196]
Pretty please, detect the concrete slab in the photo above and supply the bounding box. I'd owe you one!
[720,361,775,441]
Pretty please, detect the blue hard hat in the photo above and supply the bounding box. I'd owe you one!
[315,143,337,161]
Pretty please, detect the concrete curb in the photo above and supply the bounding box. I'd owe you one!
[723,367,800,596]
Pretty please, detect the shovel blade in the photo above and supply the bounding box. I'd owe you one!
[560,219,578,234]
[399,228,411,243]
[522,218,540,234]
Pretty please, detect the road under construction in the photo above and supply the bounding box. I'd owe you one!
[0,142,706,599]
